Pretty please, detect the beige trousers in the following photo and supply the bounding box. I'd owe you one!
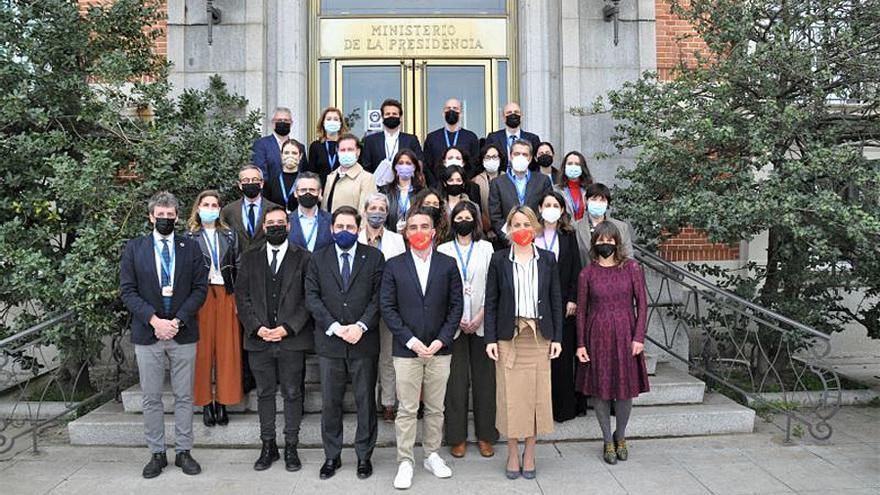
[393,355,452,463]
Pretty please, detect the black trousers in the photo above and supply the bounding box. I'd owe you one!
[249,346,305,445]
[443,333,499,444]
[319,355,378,460]
[551,317,578,422]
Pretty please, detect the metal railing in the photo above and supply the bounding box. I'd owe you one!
[634,245,842,442]
[0,311,133,454]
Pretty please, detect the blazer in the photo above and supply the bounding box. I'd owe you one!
[487,172,553,237]
[379,183,424,233]
[360,131,424,174]
[307,139,338,185]
[483,247,563,344]
[120,234,208,345]
[423,127,480,174]
[184,227,240,293]
[251,135,283,180]
[555,229,582,306]
[322,163,377,213]
[263,171,299,212]
[234,243,313,352]
[436,239,495,338]
[484,129,541,160]
[288,208,334,252]
[379,250,463,358]
[305,243,385,359]
[221,197,281,255]
[572,214,635,267]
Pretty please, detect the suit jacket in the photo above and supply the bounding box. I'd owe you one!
[360,131,424,174]
[484,129,541,160]
[572,215,635,267]
[307,139,337,186]
[234,243,313,352]
[221,197,280,255]
[120,234,208,345]
[184,227,240,293]
[288,208,334,252]
[251,135,283,179]
[556,229,582,306]
[305,243,385,359]
[488,172,552,237]
[423,127,480,174]
[484,247,563,344]
[379,183,424,233]
[379,250,463,358]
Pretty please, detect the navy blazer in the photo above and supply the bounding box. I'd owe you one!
[287,209,334,253]
[488,172,553,238]
[251,135,283,179]
[484,129,542,160]
[360,131,424,174]
[120,233,209,345]
[484,247,563,344]
[379,250,463,358]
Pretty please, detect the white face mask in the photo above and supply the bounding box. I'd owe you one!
[445,158,464,168]
[323,120,341,133]
[483,159,500,173]
[511,155,529,173]
[541,207,562,224]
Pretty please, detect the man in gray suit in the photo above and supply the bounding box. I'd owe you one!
[221,165,281,254]
[572,182,635,266]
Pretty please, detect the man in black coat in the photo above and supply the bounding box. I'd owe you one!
[360,98,424,183]
[235,205,312,473]
[305,205,385,480]
[484,102,541,161]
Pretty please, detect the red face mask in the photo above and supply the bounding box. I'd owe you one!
[511,228,534,247]
[408,231,433,250]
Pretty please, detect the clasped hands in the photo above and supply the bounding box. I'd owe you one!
[333,324,364,345]
[257,326,288,342]
[410,338,444,358]
[151,315,179,340]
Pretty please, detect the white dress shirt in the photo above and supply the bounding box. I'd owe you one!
[266,240,288,273]
[325,243,369,337]
[411,249,432,295]
[152,230,176,288]
[510,246,540,319]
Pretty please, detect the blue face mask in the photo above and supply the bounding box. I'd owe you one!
[587,201,608,218]
[333,229,358,249]
[565,164,582,180]
[199,208,220,224]
[338,151,358,167]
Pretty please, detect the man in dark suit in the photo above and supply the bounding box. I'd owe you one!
[360,98,424,184]
[423,97,480,174]
[484,102,541,161]
[234,205,312,473]
[488,139,552,240]
[221,165,281,254]
[287,171,333,252]
[120,191,208,479]
[380,207,463,490]
[252,106,295,179]
[305,205,385,480]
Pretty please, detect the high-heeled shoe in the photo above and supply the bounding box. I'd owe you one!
[215,403,228,426]
[202,403,216,427]
[505,454,520,480]
[521,453,536,479]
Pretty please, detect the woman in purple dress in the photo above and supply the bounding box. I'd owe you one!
[575,221,649,465]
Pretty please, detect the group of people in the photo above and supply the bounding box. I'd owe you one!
[119,99,650,489]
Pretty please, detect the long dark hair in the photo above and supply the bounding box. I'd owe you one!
[391,149,425,188]
[589,221,627,267]
[556,150,593,187]
[448,200,483,242]
[475,142,507,176]
[538,190,573,233]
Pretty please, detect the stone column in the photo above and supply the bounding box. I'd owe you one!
[267,0,310,143]
[517,0,562,148]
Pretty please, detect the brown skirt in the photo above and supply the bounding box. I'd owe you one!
[496,318,554,439]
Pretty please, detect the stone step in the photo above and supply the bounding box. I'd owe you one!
[68,393,754,448]
[120,363,700,415]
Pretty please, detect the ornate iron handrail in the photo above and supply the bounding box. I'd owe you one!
[634,245,842,442]
[0,311,134,454]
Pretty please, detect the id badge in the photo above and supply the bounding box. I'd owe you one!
[161,286,174,297]
[463,282,473,296]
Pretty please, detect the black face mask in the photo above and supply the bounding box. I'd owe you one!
[536,155,554,169]
[444,110,460,125]
[154,217,176,236]
[265,225,288,246]
[505,114,521,128]
[274,121,291,136]
[445,183,465,197]
[452,219,475,237]
[595,243,617,259]
[297,193,319,209]
[383,116,401,129]
[241,183,262,199]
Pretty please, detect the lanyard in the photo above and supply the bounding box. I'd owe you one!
[325,140,338,170]
[453,238,475,282]
[398,185,411,217]
[538,229,558,257]
[565,185,583,218]
[444,129,460,148]
[242,200,261,236]
[508,170,529,205]
[385,134,399,161]
[300,214,319,251]
[201,230,220,269]
[153,237,175,284]
[278,173,294,207]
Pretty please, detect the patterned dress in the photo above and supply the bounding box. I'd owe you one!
[575,259,650,400]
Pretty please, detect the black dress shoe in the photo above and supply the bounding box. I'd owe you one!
[215,403,228,426]
[202,403,216,427]
[254,440,280,471]
[356,459,373,479]
[284,444,301,472]
[175,450,202,475]
[319,456,341,479]
[142,452,167,479]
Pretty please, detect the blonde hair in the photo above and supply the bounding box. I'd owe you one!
[505,205,543,237]
[187,190,229,232]
[315,107,349,141]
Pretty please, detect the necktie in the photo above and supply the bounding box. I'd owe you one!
[341,252,351,291]
[161,239,172,315]
[270,248,279,274]
[247,203,256,238]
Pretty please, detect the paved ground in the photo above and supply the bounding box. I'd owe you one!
[1,406,877,495]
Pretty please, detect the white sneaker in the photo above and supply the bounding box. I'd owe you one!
[423,452,453,478]
[394,460,414,489]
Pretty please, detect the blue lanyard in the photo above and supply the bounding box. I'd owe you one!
[398,186,411,217]
[325,141,338,170]
[385,135,399,161]
[453,238,475,282]
[538,229,558,257]
[278,173,294,207]
[444,129,460,148]
[300,214,319,251]
[201,230,220,269]
[242,201,261,236]
[565,185,583,218]
[508,170,530,205]
[153,237,175,284]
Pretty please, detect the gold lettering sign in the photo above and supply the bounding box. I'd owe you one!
[319,18,508,58]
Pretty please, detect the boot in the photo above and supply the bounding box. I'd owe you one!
[202,403,216,427]
[215,403,228,426]
[253,440,280,471]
